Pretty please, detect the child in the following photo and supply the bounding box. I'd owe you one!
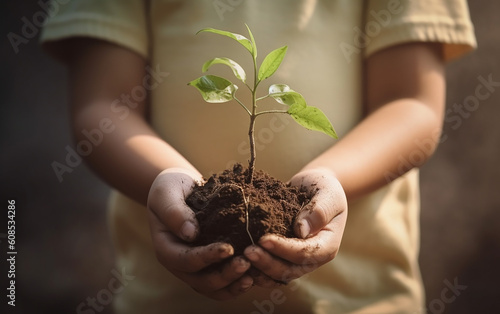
[41,0,476,313]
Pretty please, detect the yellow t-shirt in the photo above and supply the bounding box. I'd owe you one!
[41,1,476,313]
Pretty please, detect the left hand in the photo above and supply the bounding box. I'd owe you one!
[148,168,253,300]
[243,168,348,287]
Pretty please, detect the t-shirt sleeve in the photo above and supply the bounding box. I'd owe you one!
[364,0,477,61]
[40,0,149,61]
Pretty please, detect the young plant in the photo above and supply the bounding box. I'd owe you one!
[189,25,337,183]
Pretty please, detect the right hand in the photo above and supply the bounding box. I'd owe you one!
[147,168,254,300]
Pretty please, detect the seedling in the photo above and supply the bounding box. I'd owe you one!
[189,24,337,183]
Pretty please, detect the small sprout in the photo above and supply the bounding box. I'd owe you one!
[189,24,337,184]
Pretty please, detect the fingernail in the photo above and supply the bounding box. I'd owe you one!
[299,219,310,238]
[240,277,253,291]
[246,251,259,262]
[235,260,250,273]
[260,240,273,250]
[219,246,234,258]
[181,221,196,241]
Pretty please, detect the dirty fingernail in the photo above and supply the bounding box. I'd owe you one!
[246,251,259,262]
[240,277,253,291]
[260,240,274,250]
[181,221,196,241]
[299,219,310,238]
[235,260,250,273]
[219,246,233,258]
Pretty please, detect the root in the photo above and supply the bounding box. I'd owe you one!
[200,183,255,245]
[243,192,254,246]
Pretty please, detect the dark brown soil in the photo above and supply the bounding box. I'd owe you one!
[186,164,310,255]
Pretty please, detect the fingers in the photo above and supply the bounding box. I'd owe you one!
[148,169,202,242]
[290,169,347,238]
[244,245,307,286]
[163,248,253,300]
[259,230,342,265]
[147,168,256,300]
[151,227,253,300]
[150,220,233,272]
[295,183,346,238]
[242,226,345,286]
[243,228,339,285]
[236,168,349,287]
[184,257,253,300]
[150,219,253,300]
[243,206,346,284]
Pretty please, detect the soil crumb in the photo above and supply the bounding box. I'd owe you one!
[186,164,310,255]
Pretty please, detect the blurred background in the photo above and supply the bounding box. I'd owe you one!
[0,1,498,313]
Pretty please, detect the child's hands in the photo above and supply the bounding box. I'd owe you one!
[243,168,347,287]
[147,168,254,300]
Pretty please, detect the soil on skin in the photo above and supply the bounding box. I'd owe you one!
[186,164,310,255]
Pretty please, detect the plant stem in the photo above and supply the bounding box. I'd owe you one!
[247,113,256,184]
[255,109,288,117]
[233,96,252,116]
[246,50,259,184]
[256,94,270,102]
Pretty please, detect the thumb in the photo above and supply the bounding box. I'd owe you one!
[293,174,347,238]
[147,169,202,242]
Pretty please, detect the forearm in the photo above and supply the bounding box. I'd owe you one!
[302,43,445,201]
[64,39,199,206]
[302,98,441,200]
[72,102,200,206]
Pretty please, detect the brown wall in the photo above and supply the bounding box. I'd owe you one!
[419,1,500,312]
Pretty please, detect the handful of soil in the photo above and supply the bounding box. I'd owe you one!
[186,164,310,255]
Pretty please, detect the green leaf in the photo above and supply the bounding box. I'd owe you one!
[197,28,253,55]
[202,57,246,83]
[268,84,306,108]
[288,106,338,139]
[188,75,237,103]
[245,24,257,58]
[258,46,287,81]
[269,84,291,94]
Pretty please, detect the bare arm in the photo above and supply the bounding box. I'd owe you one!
[67,38,200,206]
[67,39,252,299]
[303,42,445,200]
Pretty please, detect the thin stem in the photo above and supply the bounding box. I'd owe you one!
[244,82,253,92]
[247,114,256,184]
[255,109,289,117]
[246,52,259,184]
[233,96,252,116]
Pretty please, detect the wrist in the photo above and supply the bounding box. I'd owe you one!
[298,165,338,179]
[160,167,203,182]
